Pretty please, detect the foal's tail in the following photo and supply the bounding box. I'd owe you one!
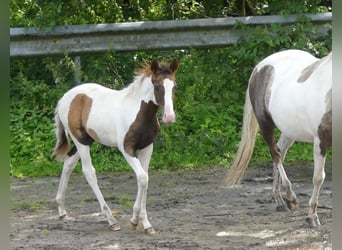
[225,87,259,186]
[52,106,70,162]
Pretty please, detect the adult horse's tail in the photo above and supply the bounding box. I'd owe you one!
[52,106,70,162]
[225,87,259,186]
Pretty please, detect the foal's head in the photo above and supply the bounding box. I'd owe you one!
[149,58,179,123]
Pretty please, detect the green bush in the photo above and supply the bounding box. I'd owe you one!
[10,2,332,177]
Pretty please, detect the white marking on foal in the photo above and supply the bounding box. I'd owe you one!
[162,79,176,123]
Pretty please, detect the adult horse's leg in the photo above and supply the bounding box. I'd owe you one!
[122,147,154,234]
[56,151,80,219]
[250,104,296,211]
[306,137,326,229]
[251,112,288,210]
[77,143,120,230]
[273,134,297,211]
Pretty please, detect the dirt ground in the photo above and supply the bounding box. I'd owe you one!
[10,162,332,250]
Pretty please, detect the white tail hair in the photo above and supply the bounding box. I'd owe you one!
[225,87,259,186]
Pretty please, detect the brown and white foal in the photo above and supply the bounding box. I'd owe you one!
[53,59,179,234]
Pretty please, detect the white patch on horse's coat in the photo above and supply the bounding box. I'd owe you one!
[162,79,176,123]
[325,88,332,111]
[265,51,326,143]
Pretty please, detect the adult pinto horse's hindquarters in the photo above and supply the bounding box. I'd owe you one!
[225,49,332,230]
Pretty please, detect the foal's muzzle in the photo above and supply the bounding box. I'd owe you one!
[162,105,176,123]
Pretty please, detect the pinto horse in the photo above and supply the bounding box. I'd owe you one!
[52,59,179,234]
[225,49,332,229]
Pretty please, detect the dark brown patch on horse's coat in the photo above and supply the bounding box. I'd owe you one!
[318,89,332,156]
[52,116,70,161]
[249,65,274,119]
[249,65,281,163]
[68,94,95,146]
[67,146,78,157]
[87,128,100,142]
[297,59,323,83]
[153,81,166,107]
[249,65,274,124]
[124,101,160,157]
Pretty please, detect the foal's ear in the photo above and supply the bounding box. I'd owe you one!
[151,59,160,75]
[170,58,179,73]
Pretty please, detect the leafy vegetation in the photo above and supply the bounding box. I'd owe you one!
[10,1,332,177]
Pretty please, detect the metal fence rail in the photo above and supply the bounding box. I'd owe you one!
[10,12,331,58]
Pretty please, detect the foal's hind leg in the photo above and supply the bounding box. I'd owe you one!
[274,134,297,211]
[76,143,120,230]
[56,151,80,219]
[306,137,326,229]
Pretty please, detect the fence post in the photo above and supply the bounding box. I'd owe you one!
[73,56,81,85]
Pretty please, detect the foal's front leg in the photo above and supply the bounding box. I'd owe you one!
[137,144,155,234]
[122,146,154,234]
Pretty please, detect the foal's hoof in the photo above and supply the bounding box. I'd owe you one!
[276,204,290,212]
[285,199,298,211]
[59,214,73,221]
[130,222,138,230]
[145,227,156,235]
[110,223,121,231]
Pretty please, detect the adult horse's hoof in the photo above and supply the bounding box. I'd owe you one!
[145,227,156,234]
[306,216,321,231]
[110,223,121,231]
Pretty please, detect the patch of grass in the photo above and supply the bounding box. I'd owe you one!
[117,195,134,212]
[11,200,47,213]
